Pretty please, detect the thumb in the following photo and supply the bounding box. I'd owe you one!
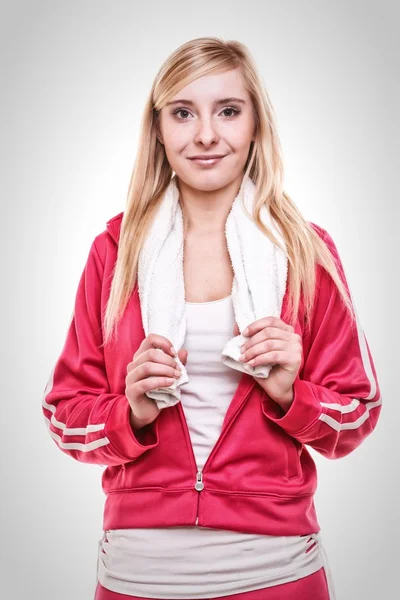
[177,348,188,366]
[233,322,240,336]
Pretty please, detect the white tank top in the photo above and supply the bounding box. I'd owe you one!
[96,295,328,598]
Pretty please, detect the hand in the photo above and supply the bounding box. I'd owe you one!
[125,333,188,430]
[233,317,302,411]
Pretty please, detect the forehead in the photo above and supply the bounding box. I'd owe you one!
[170,69,249,104]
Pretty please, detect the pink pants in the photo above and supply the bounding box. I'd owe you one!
[94,566,331,599]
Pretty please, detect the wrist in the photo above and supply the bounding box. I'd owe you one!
[270,387,294,413]
[129,409,148,432]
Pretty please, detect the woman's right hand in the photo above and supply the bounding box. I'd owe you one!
[125,333,188,431]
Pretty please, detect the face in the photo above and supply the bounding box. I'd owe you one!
[157,68,256,192]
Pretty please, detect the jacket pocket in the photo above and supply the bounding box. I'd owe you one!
[282,433,301,479]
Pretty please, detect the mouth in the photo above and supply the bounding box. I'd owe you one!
[188,155,226,166]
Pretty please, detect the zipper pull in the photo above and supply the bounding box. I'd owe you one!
[195,470,204,491]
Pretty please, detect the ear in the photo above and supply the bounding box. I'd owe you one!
[155,123,163,145]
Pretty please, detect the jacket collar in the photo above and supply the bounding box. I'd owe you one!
[106,212,123,245]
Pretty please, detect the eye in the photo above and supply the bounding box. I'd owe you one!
[221,107,241,118]
[172,108,191,119]
[172,106,241,120]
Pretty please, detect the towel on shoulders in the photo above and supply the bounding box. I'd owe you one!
[137,174,288,410]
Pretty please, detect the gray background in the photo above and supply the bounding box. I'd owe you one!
[1,0,398,598]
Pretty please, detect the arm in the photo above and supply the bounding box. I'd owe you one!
[41,235,159,467]
[262,227,382,459]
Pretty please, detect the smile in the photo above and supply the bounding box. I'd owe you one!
[188,156,226,166]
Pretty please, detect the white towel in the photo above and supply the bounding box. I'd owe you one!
[137,174,288,410]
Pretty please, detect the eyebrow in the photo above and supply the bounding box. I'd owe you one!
[165,97,246,107]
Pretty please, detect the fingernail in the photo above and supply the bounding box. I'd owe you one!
[170,346,177,356]
[242,327,249,336]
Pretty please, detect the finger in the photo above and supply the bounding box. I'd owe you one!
[243,317,293,337]
[241,327,291,352]
[133,360,182,383]
[127,357,181,386]
[240,339,286,363]
[137,333,177,358]
[240,350,289,367]
[134,375,178,396]
[134,347,179,370]
[177,348,188,366]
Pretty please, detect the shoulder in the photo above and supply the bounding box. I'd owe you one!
[87,211,124,267]
[105,211,124,244]
[306,222,348,305]
[308,221,341,261]
[308,221,328,241]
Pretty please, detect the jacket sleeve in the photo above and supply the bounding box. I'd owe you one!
[41,235,159,467]
[262,226,382,459]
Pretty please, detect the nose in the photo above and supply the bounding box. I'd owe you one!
[194,117,219,146]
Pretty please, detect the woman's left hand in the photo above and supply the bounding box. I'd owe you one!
[233,317,303,412]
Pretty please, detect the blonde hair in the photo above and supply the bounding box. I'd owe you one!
[102,36,356,346]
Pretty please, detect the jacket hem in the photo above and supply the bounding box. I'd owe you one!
[103,488,320,536]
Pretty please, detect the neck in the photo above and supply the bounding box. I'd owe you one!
[177,174,244,236]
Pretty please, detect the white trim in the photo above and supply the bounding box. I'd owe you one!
[43,416,111,451]
[42,362,109,452]
[43,404,106,435]
[320,399,360,413]
[319,398,382,431]
[318,272,380,432]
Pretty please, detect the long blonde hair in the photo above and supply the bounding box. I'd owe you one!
[103,36,356,346]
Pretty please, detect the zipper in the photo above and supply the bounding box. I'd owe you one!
[177,378,255,527]
[194,471,204,525]
[195,471,204,491]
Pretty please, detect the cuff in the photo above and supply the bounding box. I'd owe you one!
[105,395,159,462]
[261,378,323,437]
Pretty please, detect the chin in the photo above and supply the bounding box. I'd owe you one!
[176,167,244,192]
[181,174,231,192]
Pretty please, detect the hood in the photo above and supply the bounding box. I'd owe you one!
[106,211,124,245]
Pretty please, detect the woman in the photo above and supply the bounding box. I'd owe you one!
[42,37,382,600]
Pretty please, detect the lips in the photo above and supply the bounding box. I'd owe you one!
[189,155,225,160]
[188,155,226,166]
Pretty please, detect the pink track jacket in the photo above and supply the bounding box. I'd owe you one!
[42,213,382,535]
